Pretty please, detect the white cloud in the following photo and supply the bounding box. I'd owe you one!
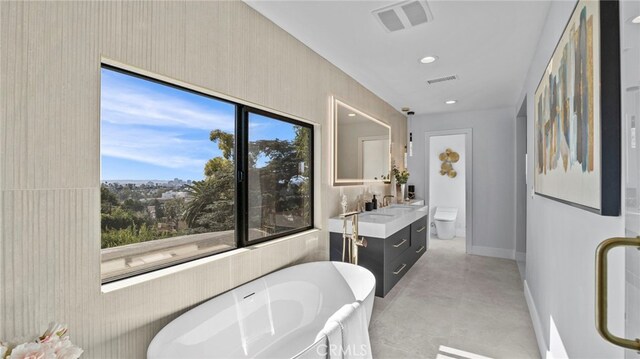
[101,88,235,132]
[100,71,231,173]
[101,124,218,171]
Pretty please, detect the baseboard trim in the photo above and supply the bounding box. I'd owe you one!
[468,245,514,260]
[515,251,526,262]
[524,280,547,359]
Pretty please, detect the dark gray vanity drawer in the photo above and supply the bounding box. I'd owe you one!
[384,226,410,263]
[408,237,426,267]
[384,254,411,294]
[407,215,427,267]
[413,241,427,256]
[410,216,428,247]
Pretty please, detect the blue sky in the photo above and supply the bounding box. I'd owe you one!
[101,68,296,181]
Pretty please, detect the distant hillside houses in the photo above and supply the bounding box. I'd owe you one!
[102,178,193,189]
[161,191,189,200]
[167,178,191,187]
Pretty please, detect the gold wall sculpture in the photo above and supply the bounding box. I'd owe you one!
[439,148,459,178]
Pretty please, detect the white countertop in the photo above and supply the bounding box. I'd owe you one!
[328,204,429,238]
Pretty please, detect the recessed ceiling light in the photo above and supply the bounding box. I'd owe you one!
[445,100,457,105]
[633,15,640,24]
[419,56,438,64]
[348,113,356,117]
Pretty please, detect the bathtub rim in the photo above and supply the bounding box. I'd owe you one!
[147,260,376,358]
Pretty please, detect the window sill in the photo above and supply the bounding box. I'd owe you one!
[100,228,321,294]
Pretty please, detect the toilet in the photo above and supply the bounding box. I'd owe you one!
[434,207,458,239]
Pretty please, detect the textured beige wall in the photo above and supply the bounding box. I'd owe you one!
[0,1,406,357]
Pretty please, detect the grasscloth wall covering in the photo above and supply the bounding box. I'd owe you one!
[0,1,406,357]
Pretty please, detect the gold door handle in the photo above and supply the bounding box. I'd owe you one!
[595,237,640,351]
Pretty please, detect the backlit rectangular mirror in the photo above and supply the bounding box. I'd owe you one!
[333,98,391,185]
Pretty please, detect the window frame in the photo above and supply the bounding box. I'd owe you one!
[100,64,315,284]
[239,106,315,247]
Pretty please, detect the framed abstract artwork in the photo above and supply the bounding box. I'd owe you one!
[534,0,621,216]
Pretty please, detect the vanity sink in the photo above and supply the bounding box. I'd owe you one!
[329,204,428,238]
[359,208,413,222]
[388,204,416,209]
[358,213,396,222]
[373,207,413,216]
[359,212,394,217]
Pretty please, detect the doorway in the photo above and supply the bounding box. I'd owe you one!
[424,129,473,253]
[358,135,390,179]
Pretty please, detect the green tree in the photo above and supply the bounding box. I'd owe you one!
[101,206,151,232]
[184,171,235,232]
[185,129,236,232]
[101,223,159,248]
[122,198,145,212]
[205,157,233,178]
[293,125,312,223]
[210,129,234,159]
[151,198,164,219]
[164,198,185,229]
[101,186,119,213]
[205,129,234,177]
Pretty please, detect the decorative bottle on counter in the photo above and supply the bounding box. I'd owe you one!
[372,195,378,209]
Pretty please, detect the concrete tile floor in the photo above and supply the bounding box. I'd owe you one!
[369,237,539,359]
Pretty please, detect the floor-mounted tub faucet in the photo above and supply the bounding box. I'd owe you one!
[340,211,367,265]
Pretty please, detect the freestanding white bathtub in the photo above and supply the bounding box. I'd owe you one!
[147,261,376,359]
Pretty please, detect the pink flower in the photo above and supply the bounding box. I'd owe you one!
[2,322,82,359]
[8,343,55,359]
[48,338,83,359]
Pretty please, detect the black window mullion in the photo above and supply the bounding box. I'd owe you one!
[235,105,247,248]
[242,107,250,247]
[236,105,249,247]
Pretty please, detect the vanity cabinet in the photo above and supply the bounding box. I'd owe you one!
[329,215,428,297]
[409,216,428,264]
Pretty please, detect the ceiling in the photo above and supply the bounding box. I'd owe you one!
[244,0,551,116]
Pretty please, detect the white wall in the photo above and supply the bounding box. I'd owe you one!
[408,107,516,258]
[516,1,626,357]
[429,134,466,237]
[515,107,528,259]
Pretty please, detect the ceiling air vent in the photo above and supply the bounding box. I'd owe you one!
[372,0,434,33]
[426,75,458,85]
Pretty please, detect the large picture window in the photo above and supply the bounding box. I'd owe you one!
[100,65,314,283]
